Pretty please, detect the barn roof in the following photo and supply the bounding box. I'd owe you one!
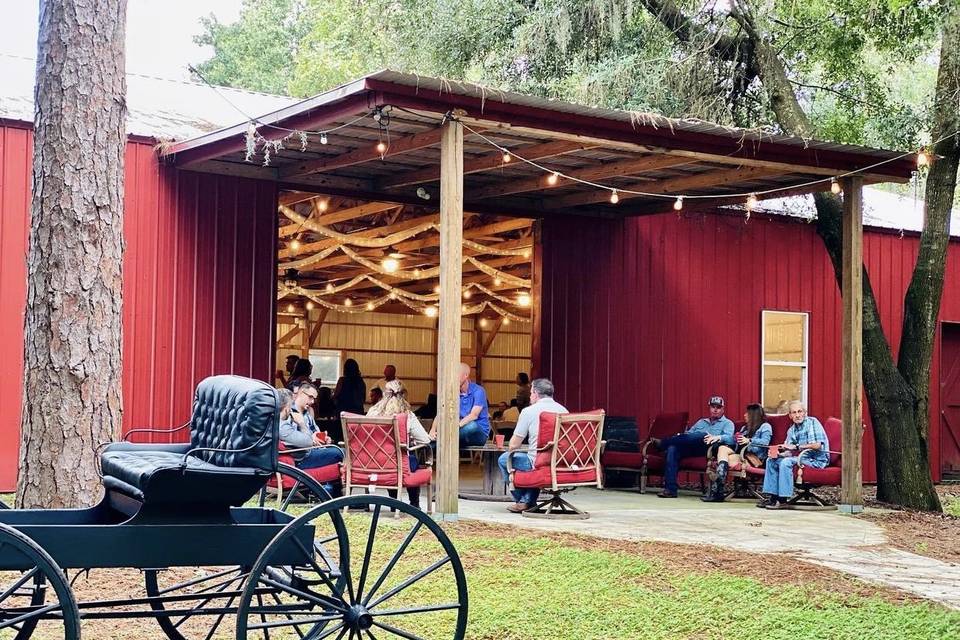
[0,53,298,140]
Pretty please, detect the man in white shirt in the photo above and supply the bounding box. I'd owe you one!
[497,378,567,513]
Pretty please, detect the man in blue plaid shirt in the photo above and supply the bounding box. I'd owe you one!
[759,400,829,509]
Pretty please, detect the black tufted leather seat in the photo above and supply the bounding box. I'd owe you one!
[100,375,280,506]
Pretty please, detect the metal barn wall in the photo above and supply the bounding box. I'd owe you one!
[0,126,278,489]
[540,211,960,483]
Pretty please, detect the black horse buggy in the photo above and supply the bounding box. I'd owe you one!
[0,375,468,639]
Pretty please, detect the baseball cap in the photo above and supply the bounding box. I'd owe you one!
[708,396,724,407]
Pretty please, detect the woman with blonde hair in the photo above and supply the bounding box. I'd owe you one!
[366,379,431,508]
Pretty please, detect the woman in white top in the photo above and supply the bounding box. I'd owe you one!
[365,379,430,509]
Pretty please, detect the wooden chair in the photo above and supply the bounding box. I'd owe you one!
[509,410,605,519]
[341,412,433,513]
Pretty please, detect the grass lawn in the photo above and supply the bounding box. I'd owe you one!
[0,497,956,638]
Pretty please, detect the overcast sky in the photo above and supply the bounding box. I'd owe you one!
[2,1,242,80]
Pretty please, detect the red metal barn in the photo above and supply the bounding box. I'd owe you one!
[1,58,958,490]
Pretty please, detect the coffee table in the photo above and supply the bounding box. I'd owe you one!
[458,444,512,501]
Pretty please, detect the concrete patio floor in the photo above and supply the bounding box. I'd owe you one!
[454,478,960,609]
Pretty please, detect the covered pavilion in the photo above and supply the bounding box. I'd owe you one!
[161,70,916,518]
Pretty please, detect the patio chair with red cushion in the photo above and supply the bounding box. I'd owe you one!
[341,412,433,513]
[738,413,793,498]
[791,417,843,507]
[601,412,688,493]
[509,410,605,519]
[264,441,341,506]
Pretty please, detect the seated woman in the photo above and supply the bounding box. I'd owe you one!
[366,379,431,509]
[702,403,772,502]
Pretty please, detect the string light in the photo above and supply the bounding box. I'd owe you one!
[305,301,314,310]
[462,304,468,313]
[376,140,387,154]
[318,199,329,212]
[344,298,352,307]
[479,318,488,328]
[502,152,512,163]
[413,268,421,277]
[917,149,930,167]
[746,193,759,210]
[503,317,510,326]
[463,290,472,299]
[289,238,301,252]
[522,249,531,258]
[286,303,295,313]
[830,178,842,194]
[320,133,328,145]
[366,302,375,311]
[382,257,399,273]
[547,172,560,185]
[517,293,531,307]
[609,190,620,204]
[433,285,441,294]
[425,306,438,318]
[673,196,683,211]
[389,291,398,300]
[325,283,334,293]
[494,277,502,286]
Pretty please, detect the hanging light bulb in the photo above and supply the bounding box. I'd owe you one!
[502,151,512,163]
[830,178,842,194]
[413,268,421,277]
[344,298,352,307]
[917,149,930,167]
[503,317,511,326]
[522,249,531,258]
[376,140,387,154]
[433,285,441,294]
[425,306,438,318]
[517,293,531,307]
[382,257,399,273]
[547,172,560,186]
[305,301,314,311]
[609,190,619,204]
[366,302,375,311]
[462,304,468,313]
[463,290,472,299]
[318,199,329,212]
[479,317,488,328]
[673,196,683,211]
[494,277,502,286]
[746,193,759,210]
[286,303,295,313]
[289,238,301,252]
[320,133,328,145]
[325,283,334,293]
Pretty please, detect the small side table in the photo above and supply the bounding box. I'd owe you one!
[458,445,512,502]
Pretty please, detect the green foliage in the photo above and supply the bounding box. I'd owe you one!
[193,0,947,150]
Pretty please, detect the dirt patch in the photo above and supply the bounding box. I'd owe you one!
[445,520,923,605]
[858,510,960,565]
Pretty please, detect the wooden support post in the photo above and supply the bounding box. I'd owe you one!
[840,177,864,513]
[300,309,311,359]
[436,117,464,519]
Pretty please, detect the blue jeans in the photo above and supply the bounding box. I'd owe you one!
[762,455,827,498]
[459,421,488,448]
[497,451,539,506]
[296,446,344,469]
[660,432,709,493]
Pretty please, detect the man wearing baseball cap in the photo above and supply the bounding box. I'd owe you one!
[651,396,735,498]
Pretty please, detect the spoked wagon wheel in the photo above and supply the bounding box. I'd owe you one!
[257,462,334,512]
[0,523,80,640]
[236,494,468,640]
[144,466,333,640]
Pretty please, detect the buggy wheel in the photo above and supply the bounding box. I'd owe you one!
[144,466,333,640]
[235,494,468,640]
[0,523,80,639]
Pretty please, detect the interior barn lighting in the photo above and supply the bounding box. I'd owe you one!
[463,290,472,299]
[503,317,511,325]
[344,298,353,307]
[318,199,329,212]
[305,301,314,310]
[382,257,400,273]
[425,306,438,318]
[479,318,488,328]
[376,140,388,154]
[286,303,295,313]
[326,283,335,293]
[517,293,531,307]
[494,277,502,286]
[433,285,441,294]
[289,239,301,252]
[366,302,375,311]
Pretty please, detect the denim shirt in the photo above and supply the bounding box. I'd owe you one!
[686,416,735,447]
[785,417,830,467]
[740,422,773,462]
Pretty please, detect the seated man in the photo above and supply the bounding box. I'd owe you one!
[653,396,734,498]
[457,362,490,447]
[281,383,345,473]
[758,400,829,510]
[497,378,567,513]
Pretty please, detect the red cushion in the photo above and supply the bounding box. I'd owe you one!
[271,443,342,488]
[513,466,598,488]
[351,466,432,488]
[640,453,706,474]
[343,412,411,475]
[601,450,643,469]
[799,466,841,486]
[766,414,793,444]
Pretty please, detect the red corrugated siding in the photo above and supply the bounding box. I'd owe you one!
[541,211,960,483]
[0,127,278,489]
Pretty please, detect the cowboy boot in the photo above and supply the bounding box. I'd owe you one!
[701,461,729,502]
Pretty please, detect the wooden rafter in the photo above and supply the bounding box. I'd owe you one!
[468,154,694,199]
[279,127,445,178]
[376,139,598,189]
[278,212,441,259]
[303,236,532,272]
[309,308,329,347]
[546,166,789,208]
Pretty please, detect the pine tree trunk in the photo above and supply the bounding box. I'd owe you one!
[18,0,128,508]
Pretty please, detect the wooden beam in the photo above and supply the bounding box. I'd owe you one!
[302,236,532,272]
[277,324,303,344]
[436,117,464,518]
[278,213,441,259]
[312,201,400,226]
[377,139,596,189]
[279,127,444,178]
[840,176,864,513]
[305,254,528,286]
[300,311,310,359]
[546,166,788,209]
[480,317,504,357]
[530,220,543,378]
[469,155,693,199]
[309,308,329,348]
